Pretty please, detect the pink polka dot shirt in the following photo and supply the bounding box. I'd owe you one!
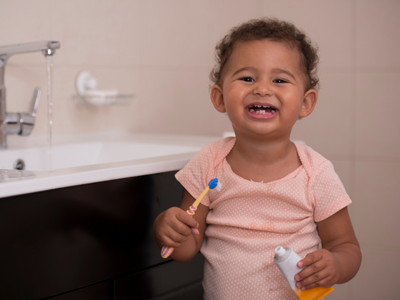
[176,137,351,299]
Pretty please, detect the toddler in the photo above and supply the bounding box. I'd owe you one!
[153,18,361,299]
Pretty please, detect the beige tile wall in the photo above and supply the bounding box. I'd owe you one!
[1,0,399,299]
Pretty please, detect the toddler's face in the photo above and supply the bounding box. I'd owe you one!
[211,39,317,140]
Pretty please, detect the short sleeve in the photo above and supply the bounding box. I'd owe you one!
[175,144,214,206]
[312,161,352,222]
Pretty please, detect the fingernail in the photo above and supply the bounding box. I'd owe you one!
[296,282,302,288]
[298,261,303,268]
[294,275,300,281]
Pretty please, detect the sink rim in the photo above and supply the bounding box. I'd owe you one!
[0,131,218,198]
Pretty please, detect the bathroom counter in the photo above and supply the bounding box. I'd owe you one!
[0,131,218,198]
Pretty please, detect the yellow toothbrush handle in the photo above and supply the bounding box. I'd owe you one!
[160,186,210,259]
[191,186,209,209]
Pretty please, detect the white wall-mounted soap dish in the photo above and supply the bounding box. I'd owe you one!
[73,94,134,106]
[73,71,134,106]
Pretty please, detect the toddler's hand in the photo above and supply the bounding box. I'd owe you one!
[153,207,199,249]
[294,249,340,290]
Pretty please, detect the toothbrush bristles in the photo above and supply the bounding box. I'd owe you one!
[215,182,222,192]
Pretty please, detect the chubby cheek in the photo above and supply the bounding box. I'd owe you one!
[223,90,245,111]
[224,105,242,124]
[280,92,304,114]
[223,100,245,126]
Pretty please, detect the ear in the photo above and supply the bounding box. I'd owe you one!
[299,89,318,118]
[210,84,226,113]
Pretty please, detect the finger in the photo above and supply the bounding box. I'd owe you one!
[296,260,323,281]
[297,272,332,290]
[155,225,185,248]
[161,235,184,249]
[162,226,189,244]
[170,220,193,237]
[297,251,322,269]
[176,211,199,228]
[296,265,334,290]
[191,224,199,235]
[298,281,325,291]
[158,208,199,242]
[296,268,329,288]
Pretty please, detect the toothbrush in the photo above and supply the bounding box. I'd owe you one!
[160,178,222,259]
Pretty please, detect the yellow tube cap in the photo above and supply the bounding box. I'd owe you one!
[294,286,334,300]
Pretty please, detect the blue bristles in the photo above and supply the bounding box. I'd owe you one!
[208,178,219,189]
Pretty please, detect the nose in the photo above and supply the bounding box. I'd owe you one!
[252,81,271,97]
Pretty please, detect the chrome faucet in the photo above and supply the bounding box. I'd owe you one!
[0,41,60,149]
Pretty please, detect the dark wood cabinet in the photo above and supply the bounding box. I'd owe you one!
[48,282,110,300]
[0,171,203,300]
[115,256,204,300]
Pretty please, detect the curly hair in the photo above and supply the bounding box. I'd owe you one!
[210,18,320,91]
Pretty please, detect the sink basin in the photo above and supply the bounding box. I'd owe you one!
[0,141,202,172]
[0,132,217,198]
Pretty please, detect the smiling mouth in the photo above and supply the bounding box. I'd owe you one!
[247,104,277,114]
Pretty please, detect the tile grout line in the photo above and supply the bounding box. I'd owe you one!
[350,0,358,199]
[349,1,358,299]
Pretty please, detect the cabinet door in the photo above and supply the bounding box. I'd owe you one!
[0,171,183,299]
[115,253,204,300]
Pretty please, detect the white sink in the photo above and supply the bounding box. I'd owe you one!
[0,131,217,198]
[0,141,202,171]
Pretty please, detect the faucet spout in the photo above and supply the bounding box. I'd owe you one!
[0,41,60,60]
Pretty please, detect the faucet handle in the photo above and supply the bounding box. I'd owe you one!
[19,88,41,136]
[28,87,41,117]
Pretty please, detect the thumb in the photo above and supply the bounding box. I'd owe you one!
[191,223,199,235]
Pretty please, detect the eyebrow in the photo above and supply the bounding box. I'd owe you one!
[271,68,297,81]
[231,67,257,77]
[231,67,297,81]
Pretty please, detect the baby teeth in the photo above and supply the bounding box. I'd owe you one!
[252,105,275,109]
[249,106,277,114]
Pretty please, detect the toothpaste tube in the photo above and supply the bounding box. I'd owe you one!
[273,246,334,300]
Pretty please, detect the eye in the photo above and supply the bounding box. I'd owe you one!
[273,79,288,84]
[240,77,254,82]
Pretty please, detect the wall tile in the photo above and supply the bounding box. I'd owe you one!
[327,282,351,300]
[356,0,400,68]
[0,0,51,65]
[354,160,400,249]
[50,0,147,67]
[140,0,210,68]
[291,71,354,157]
[51,66,140,135]
[352,248,400,300]
[259,0,354,70]
[355,72,400,159]
[205,0,262,67]
[140,0,260,69]
[134,68,214,136]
